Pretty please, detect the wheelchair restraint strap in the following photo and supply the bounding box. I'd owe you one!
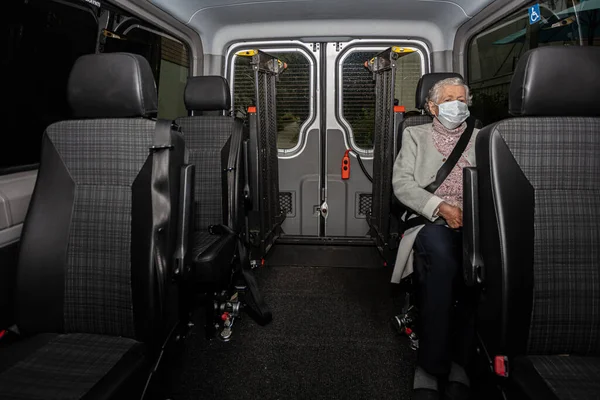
[151,119,175,319]
[207,224,273,325]
[237,236,272,324]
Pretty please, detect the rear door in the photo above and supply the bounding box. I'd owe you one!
[322,40,428,237]
[229,42,321,236]
[228,40,428,238]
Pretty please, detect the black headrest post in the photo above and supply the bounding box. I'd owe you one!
[415,72,464,110]
[68,53,158,119]
[509,47,600,117]
[184,76,231,113]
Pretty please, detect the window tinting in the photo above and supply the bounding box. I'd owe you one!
[2,0,97,170]
[468,0,600,125]
[232,50,311,150]
[342,51,378,150]
[342,49,423,150]
[1,0,191,172]
[102,19,189,120]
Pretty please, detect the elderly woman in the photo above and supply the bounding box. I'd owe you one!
[391,77,479,400]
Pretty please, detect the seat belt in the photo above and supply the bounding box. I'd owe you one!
[403,116,476,230]
[221,121,244,229]
[150,119,175,318]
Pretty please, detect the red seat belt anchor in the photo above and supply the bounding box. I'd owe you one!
[494,355,509,377]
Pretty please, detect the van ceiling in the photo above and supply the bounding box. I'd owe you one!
[150,0,499,54]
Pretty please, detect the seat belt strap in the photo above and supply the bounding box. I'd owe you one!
[424,116,476,194]
[219,121,244,230]
[150,119,175,317]
[226,122,244,229]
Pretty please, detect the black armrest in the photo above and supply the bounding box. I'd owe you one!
[174,164,195,279]
[463,167,484,286]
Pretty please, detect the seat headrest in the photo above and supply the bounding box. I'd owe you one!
[415,72,464,109]
[509,47,600,117]
[184,76,231,112]
[68,53,158,118]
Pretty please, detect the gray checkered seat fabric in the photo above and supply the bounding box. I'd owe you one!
[0,334,141,400]
[471,47,600,399]
[0,53,185,399]
[176,116,239,231]
[176,76,243,287]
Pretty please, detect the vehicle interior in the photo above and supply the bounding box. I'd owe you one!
[1,0,599,399]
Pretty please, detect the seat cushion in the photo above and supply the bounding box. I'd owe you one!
[192,231,237,287]
[512,355,600,400]
[0,333,145,400]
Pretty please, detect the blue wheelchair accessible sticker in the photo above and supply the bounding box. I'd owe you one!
[529,4,541,24]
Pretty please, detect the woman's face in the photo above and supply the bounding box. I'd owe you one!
[429,85,467,117]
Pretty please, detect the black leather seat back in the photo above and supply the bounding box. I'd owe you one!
[474,46,600,359]
[176,76,245,233]
[15,53,185,343]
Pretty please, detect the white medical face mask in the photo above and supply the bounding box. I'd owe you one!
[436,100,470,129]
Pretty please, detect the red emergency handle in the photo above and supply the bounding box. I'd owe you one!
[341,150,351,180]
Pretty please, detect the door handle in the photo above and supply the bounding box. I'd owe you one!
[320,201,329,219]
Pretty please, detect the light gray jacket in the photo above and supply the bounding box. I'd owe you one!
[390,123,479,283]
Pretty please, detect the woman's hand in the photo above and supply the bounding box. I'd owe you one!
[438,202,463,228]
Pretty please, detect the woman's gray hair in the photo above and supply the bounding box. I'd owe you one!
[424,77,472,115]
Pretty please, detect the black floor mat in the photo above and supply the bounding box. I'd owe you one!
[168,266,416,400]
[266,244,385,268]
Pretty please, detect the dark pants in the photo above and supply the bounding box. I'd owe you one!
[413,224,477,376]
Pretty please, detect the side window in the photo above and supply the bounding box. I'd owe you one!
[102,18,190,120]
[2,0,98,170]
[232,49,312,150]
[468,0,600,125]
[341,51,378,150]
[341,48,423,151]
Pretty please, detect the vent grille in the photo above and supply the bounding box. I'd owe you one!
[280,192,294,216]
[357,193,372,217]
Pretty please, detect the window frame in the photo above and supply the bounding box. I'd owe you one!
[225,41,318,157]
[335,41,429,156]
